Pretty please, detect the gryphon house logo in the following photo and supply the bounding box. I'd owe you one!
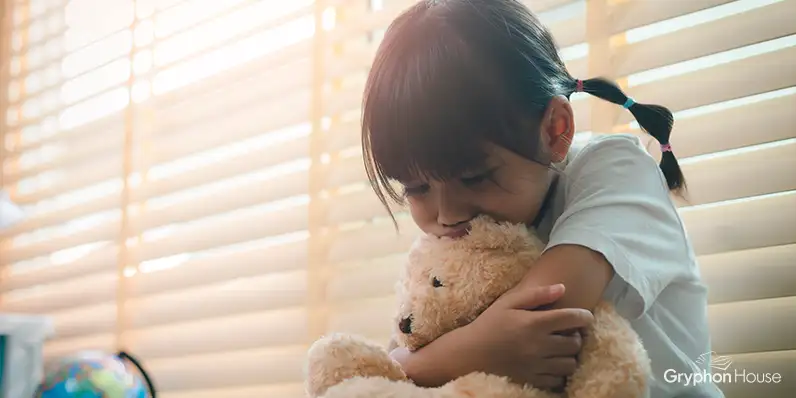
[664,351,783,387]
[695,351,733,371]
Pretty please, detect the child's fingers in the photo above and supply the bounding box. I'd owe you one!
[535,307,594,333]
[498,283,566,311]
[539,333,582,358]
[539,357,579,377]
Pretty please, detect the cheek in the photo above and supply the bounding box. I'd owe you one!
[409,199,435,224]
[478,181,547,223]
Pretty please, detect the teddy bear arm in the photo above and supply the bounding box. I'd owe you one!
[565,301,651,398]
[319,376,435,398]
[305,333,408,398]
[440,372,561,398]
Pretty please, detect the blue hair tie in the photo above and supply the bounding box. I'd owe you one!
[623,98,635,109]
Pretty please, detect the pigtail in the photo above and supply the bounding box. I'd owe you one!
[574,77,686,194]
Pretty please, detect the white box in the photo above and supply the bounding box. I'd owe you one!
[0,314,54,398]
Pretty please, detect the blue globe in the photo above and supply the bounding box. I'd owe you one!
[36,351,153,398]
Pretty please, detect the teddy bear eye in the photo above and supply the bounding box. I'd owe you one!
[432,277,443,288]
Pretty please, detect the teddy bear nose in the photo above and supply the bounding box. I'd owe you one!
[399,316,412,334]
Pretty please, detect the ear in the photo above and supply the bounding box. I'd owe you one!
[539,95,575,163]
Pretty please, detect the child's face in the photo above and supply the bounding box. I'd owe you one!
[401,144,554,238]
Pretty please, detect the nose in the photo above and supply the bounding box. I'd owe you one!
[399,316,412,334]
[436,193,474,227]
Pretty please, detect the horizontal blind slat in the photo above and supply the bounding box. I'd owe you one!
[676,139,796,206]
[328,216,419,264]
[709,296,796,355]
[700,244,796,305]
[326,0,584,47]
[681,191,796,256]
[150,58,311,138]
[1,244,116,291]
[664,90,796,159]
[11,156,123,205]
[158,384,305,398]
[143,346,306,391]
[0,190,119,239]
[134,203,308,263]
[1,272,117,314]
[150,40,312,109]
[145,91,311,167]
[6,113,126,160]
[43,333,116,362]
[128,308,307,360]
[4,128,125,184]
[3,221,119,264]
[327,296,395,341]
[133,174,307,234]
[613,0,796,77]
[48,302,116,340]
[128,273,306,332]
[609,0,734,34]
[131,239,307,297]
[133,141,309,205]
[327,253,405,302]
[718,350,796,398]
[619,44,796,124]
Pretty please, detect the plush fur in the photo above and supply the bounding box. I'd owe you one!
[305,216,651,398]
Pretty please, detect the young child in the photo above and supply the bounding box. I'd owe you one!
[360,1,723,397]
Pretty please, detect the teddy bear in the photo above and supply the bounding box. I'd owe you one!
[304,215,651,398]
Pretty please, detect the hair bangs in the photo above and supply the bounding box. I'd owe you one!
[362,17,520,206]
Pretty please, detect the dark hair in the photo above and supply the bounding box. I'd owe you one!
[362,0,685,218]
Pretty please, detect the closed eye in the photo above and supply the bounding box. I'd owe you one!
[402,183,429,197]
[460,168,496,187]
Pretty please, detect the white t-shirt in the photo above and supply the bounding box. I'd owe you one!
[535,133,725,398]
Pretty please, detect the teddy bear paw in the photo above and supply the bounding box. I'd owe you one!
[305,333,407,397]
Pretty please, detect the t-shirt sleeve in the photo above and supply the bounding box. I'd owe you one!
[544,134,695,320]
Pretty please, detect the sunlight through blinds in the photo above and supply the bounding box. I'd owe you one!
[1,1,794,398]
[0,0,319,397]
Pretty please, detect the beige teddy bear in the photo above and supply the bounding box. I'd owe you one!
[305,216,651,398]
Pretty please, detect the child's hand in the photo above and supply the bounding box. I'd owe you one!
[392,284,593,390]
[468,283,592,389]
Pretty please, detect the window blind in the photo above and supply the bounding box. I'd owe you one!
[1,1,794,397]
[1,0,320,396]
[317,1,796,398]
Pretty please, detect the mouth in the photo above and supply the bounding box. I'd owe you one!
[440,224,471,239]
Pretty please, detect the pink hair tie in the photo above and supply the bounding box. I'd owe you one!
[660,143,672,153]
[575,79,584,93]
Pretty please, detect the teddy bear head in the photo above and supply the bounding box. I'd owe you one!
[393,215,546,351]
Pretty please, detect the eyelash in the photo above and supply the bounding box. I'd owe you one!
[402,184,429,197]
[401,169,495,197]
[461,171,493,186]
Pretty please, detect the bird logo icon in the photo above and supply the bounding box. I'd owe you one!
[696,351,733,371]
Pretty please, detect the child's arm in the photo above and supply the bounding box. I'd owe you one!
[395,135,694,387]
[517,243,614,311]
[393,247,609,388]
